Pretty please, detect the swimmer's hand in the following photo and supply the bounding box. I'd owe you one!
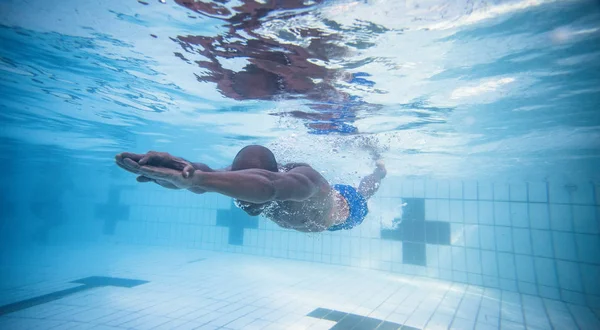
[134,164,197,190]
[115,151,195,189]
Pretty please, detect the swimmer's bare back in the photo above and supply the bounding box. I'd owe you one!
[115,149,337,232]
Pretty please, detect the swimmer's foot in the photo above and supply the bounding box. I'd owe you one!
[375,159,387,178]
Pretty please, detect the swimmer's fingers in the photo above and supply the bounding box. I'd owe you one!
[138,165,177,178]
[139,151,165,166]
[137,165,191,189]
[139,151,190,171]
[115,156,142,174]
[123,158,142,172]
[119,152,145,162]
[136,175,153,183]
[137,175,180,189]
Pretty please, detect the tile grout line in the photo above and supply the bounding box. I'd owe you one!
[447,283,468,328]
[422,281,454,329]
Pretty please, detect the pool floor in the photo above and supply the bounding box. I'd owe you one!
[1,244,598,329]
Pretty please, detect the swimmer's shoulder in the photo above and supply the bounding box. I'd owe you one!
[279,162,313,172]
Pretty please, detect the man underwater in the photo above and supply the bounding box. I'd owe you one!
[116,145,386,232]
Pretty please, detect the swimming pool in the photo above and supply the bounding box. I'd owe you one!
[1,0,599,329]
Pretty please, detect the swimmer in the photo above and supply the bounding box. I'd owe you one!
[115,145,386,232]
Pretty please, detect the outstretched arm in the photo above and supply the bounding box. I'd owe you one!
[116,152,229,194]
[116,151,327,203]
[142,164,324,203]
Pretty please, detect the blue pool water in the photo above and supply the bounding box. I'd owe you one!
[1,0,600,329]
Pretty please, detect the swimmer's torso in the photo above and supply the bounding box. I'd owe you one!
[261,163,335,232]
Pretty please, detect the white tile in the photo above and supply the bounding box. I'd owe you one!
[90,325,128,330]
[450,181,463,199]
[478,182,494,200]
[437,200,450,222]
[464,182,478,200]
[451,247,467,272]
[453,271,468,283]
[405,309,433,329]
[528,182,548,203]
[468,273,483,286]
[466,248,482,274]
[548,183,571,203]
[509,183,527,202]
[494,202,510,226]
[509,203,528,228]
[494,183,510,201]
[531,230,553,258]
[426,312,454,330]
[575,234,600,264]
[529,204,549,229]
[497,253,516,280]
[534,257,558,287]
[439,246,453,270]
[402,181,414,197]
[544,299,578,329]
[455,297,482,320]
[580,264,600,296]
[568,304,600,330]
[464,201,478,224]
[522,307,550,329]
[69,307,121,323]
[512,228,531,255]
[464,225,479,248]
[478,201,494,225]
[426,244,439,268]
[478,225,496,251]
[475,322,498,330]
[514,255,535,283]
[426,181,438,198]
[437,294,461,315]
[494,227,513,252]
[450,201,464,223]
[386,312,409,324]
[556,260,583,292]
[451,223,465,246]
[450,317,475,330]
[572,182,595,205]
[481,250,498,277]
[438,181,450,198]
[226,316,260,329]
[307,319,337,329]
[378,179,399,197]
[478,300,500,325]
[552,231,577,260]
[572,205,598,234]
[413,180,425,198]
[499,320,525,330]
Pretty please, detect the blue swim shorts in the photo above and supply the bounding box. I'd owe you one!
[327,184,368,231]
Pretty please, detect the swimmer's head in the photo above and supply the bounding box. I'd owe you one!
[231,145,278,172]
[231,145,278,215]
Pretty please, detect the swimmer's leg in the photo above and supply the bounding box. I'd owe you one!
[358,160,387,200]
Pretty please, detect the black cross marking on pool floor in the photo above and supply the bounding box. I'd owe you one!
[380,198,450,266]
[95,186,130,235]
[0,276,148,316]
[216,200,258,245]
[307,308,421,330]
